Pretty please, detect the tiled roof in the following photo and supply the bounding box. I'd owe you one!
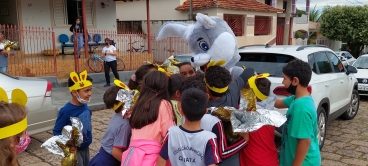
[176,0,284,13]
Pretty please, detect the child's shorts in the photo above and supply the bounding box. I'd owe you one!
[89,147,120,166]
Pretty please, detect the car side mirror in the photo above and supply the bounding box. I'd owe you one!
[346,65,357,75]
[340,56,345,61]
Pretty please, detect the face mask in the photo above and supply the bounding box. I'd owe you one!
[76,21,80,24]
[286,82,297,95]
[76,92,90,104]
[15,131,31,153]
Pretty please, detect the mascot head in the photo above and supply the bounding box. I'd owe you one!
[156,13,240,71]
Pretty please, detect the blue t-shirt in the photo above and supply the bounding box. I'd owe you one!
[280,95,321,166]
[100,113,131,154]
[53,102,92,149]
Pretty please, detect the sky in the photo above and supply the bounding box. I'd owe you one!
[295,0,368,12]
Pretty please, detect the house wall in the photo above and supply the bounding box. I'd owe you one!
[0,0,18,25]
[116,0,188,21]
[17,0,117,52]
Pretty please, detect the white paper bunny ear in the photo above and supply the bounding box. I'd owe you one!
[196,13,216,29]
[156,22,189,41]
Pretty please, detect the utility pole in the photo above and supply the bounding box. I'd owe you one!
[190,0,193,20]
[283,0,292,45]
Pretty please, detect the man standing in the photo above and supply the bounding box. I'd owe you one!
[0,30,15,73]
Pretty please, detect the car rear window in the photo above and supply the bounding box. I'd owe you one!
[236,53,295,77]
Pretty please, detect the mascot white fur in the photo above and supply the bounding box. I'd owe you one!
[156,13,244,80]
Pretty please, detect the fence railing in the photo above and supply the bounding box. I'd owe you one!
[1,24,57,77]
[1,24,192,78]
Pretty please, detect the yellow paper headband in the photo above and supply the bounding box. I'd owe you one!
[0,87,28,139]
[204,60,229,93]
[69,70,93,92]
[248,73,270,101]
[112,79,130,111]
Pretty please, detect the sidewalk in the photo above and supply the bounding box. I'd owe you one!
[52,82,127,111]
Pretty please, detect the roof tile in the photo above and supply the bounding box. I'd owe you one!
[176,0,284,13]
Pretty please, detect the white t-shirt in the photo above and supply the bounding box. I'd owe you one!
[102,45,117,62]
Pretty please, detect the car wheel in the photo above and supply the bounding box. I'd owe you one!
[340,89,360,120]
[317,106,327,149]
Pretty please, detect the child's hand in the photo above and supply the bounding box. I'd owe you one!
[123,109,132,119]
[236,132,249,141]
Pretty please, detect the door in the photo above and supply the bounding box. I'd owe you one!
[326,51,351,106]
[313,51,340,114]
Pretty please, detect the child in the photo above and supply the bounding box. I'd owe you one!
[274,59,321,166]
[157,88,221,166]
[88,85,131,166]
[240,76,278,166]
[169,74,187,125]
[203,61,254,166]
[121,71,175,165]
[53,70,93,166]
[177,62,196,78]
[128,64,157,91]
[0,88,28,166]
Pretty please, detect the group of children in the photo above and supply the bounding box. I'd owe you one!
[0,58,321,166]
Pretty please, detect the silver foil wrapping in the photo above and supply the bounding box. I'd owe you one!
[239,97,248,111]
[41,117,83,157]
[116,89,137,116]
[231,109,287,132]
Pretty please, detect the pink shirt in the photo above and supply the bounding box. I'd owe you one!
[131,100,175,143]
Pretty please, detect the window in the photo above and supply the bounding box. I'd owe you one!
[326,52,345,73]
[237,53,295,77]
[345,52,353,59]
[308,54,317,73]
[265,0,271,6]
[254,16,271,35]
[283,1,287,12]
[224,15,244,36]
[116,21,143,33]
[314,52,333,74]
[53,0,94,26]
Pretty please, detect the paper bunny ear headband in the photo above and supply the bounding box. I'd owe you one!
[248,73,270,100]
[112,79,129,111]
[69,70,93,92]
[0,87,28,139]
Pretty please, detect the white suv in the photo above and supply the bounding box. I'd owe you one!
[236,45,360,149]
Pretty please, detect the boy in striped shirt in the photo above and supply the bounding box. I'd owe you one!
[157,88,221,166]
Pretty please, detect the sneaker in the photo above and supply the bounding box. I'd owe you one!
[104,83,110,87]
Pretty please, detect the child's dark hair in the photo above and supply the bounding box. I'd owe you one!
[191,72,204,81]
[129,71,174,129]
[128,64,156,90]
[168,74,187,97]
[181,88,208,122]
[282,59,312,87]
[68,73,93,91]
[103,86,123,113]
[204,66,232,97]
[256,78,271,96]
[177,62,195,70]
[181,77,206,93]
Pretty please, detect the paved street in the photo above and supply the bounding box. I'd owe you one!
[20,97,368,166]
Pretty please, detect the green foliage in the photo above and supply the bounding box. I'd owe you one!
[294,31,305,39]
[309,5,320,22]
[296,8,306,15]
[320,5,368,58]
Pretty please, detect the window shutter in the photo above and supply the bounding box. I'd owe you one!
[53,0,67,26]
[85,1,94,26]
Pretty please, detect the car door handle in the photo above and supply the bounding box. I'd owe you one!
[325,83,330,87]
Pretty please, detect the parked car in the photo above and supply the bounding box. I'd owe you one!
[335,51,356,66]
[174,53,193,63]
[0,72,58,135]
[352,54,368,96]
[237,45,359,149]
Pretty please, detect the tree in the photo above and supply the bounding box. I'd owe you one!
[296,8,306,16]
[319,5,368,58]
[309,5,320,22]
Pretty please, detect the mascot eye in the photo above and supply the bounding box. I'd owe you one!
[199,41,209,51]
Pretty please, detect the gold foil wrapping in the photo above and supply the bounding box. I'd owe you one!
[211,106,241,144]
[240,88,257,111]
[56,126,79,166]
[144,56,180,76]
[2,39,19,51]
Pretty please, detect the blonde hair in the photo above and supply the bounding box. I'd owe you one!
[0,102,28,166]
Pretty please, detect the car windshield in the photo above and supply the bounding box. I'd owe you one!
[236,53,295,77]
[334,51,341,55]
[174,55,192,63]
[353,56,368,69]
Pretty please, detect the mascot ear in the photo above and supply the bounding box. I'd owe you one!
[156,22,189,40]
[196,13,216,29]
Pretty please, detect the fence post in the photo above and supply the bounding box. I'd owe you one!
[130,35,132,70]
[169,37,172,57]
[74,31,79,72]
[51,29,58,77]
